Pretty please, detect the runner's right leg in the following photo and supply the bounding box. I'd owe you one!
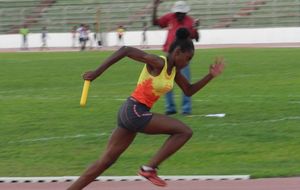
[138,113,193,186]
[67,127,136,190]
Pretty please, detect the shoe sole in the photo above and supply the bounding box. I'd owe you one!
[138,172,167,187]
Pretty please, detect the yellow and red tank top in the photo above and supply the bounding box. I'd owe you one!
[131,56,176,108]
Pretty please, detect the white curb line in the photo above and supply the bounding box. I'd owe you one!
[0,175,250,183]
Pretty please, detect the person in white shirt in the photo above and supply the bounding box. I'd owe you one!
[77,24,89,51]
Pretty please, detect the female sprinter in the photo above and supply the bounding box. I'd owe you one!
[67,28,224,190]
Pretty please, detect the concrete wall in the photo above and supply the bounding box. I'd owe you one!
[1,27,300,49]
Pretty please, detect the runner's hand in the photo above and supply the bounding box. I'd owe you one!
[82,71,98,81]
[210,57,225,77]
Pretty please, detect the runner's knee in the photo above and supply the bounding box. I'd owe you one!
[176,125,193,140]
[182,127,193,139]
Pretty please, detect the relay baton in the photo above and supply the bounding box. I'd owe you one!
[80,80,91,107]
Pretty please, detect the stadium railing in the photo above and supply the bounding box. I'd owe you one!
[0,0,300,34]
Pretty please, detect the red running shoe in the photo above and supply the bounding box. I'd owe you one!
[138,167,167,187]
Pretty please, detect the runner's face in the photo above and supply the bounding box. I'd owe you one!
[174,50,194,69]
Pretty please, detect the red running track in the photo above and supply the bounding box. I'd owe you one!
[0,177,299,190]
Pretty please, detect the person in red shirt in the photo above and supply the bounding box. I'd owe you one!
[152,0,199,115]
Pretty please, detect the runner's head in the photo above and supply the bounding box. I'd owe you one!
[168,28,194,69]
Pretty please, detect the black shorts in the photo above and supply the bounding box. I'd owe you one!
[79,37,88,43]
[117,97,153,132]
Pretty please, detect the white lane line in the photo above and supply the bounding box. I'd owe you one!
[5,117,300,144]
[7,133,108,144]
[203,116,300,127]
[259,116,300,123]
[289,101,300,104]
[187,113,226,118]
[225,74,260,78]
[114,98,127,101]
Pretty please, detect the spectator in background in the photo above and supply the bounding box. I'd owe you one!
[95,32,102,48]
[116,25,125,46]
[40,26,48,50]
[86,25,94,49]
[71,25,77,48]
[93,22,102,49]
[141,21,148,49]
[152,0,199,115]
[19,25,29,50]
[77,24,89,51]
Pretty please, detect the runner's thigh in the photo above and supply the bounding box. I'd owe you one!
[142,113,192,135]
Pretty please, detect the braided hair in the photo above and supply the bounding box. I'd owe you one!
[168,28,194,53]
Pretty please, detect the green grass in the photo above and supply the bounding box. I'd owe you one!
[0,48,300,178]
